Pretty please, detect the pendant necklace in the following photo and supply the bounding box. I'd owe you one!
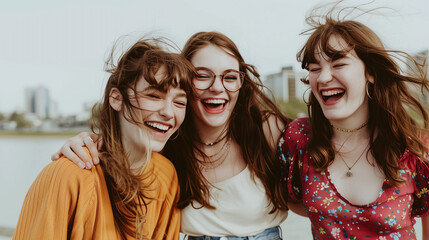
[332,120,369,177]
[338,143,369,177]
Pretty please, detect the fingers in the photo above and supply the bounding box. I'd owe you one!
[84,134,100,165]
[69,141,94,169]
[60,144,87,169]
[58,132,101,169]
[51,151,63,161]
[93,134,103,151]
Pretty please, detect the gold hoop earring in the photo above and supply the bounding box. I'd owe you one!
[366,81,373,99]
[303,87,312,105]
[169,129,180,141]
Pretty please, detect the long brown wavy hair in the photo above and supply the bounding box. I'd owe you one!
[91,38,194,239]
[297,8,429,186]
[163,32,290,212]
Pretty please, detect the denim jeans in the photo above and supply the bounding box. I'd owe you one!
[186,226,282,240]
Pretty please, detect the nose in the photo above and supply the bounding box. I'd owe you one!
[159,100,174,120]
[317,67,333,84]
[209,75,225,92]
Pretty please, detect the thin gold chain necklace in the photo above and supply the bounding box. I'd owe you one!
[200,137,232,171]
[338,143,369,177]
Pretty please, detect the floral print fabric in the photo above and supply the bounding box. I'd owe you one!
[279,118,429,240]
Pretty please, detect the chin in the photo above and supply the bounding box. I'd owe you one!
[150,141,167,153]
[202,116,229,128]
[321,110,343,121]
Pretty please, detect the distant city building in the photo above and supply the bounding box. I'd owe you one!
[25,85,58,119]
[264,66,308,101]
[407,50,429,105]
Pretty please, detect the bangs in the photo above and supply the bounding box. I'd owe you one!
[298,26,354,70]
[137,50,195,93]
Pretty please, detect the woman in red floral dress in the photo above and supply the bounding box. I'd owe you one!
[280,7,429,240]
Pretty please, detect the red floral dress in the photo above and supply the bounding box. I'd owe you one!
[279,118,429,240]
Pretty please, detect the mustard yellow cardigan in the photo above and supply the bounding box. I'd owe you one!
[14,152,180,240]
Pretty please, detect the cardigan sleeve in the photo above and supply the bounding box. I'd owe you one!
[13,158,97,240]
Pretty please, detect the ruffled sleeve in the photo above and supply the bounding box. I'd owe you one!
[411,153,429,217]
[279,118,311,202]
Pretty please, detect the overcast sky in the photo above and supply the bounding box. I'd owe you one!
[1,0,428,116]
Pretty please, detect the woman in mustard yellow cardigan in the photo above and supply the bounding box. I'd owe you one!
[14,38,195,240]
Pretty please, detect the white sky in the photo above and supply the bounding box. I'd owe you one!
[1,0,428,116]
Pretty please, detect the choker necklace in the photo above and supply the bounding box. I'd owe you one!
[338,143,369,177]
[201,133,229,146]
[331,121,368,133]
[201,137,232,171]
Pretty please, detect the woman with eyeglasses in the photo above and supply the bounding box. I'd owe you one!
[14,38,195,240]
[52,32,291,239]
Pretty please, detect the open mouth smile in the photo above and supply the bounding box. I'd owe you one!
[201,98,228,114]
[145,121,172,134]
[320,88,345,104]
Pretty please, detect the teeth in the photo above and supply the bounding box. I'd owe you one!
[146,122,170,131]
[321,89,344,96]
[203,99,226,104]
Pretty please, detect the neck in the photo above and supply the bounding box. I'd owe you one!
[193,118,230,147]
[122,137,150,172]
[329,113,369,133]
[331,125,370,153]
[198,127,229,146]
[331,121,368,133]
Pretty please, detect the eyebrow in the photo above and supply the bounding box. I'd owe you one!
[331,54,350,61]
[195,67,239,72]
[142,86,187,96]
[310,53,351,64]
[142,86,161,91]
[175,92,187,98]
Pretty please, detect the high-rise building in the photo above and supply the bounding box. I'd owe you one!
[25,85,57,119]
[264,66,308,101]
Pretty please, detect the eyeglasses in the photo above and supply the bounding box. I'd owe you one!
[193,67,245,92]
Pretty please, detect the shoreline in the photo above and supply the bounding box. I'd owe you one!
[0,131,87,138]
[0,226,13,238]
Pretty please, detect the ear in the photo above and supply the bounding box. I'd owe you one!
[366,72,374,84]
[109,88,123,111]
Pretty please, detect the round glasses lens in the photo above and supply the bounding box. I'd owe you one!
[222,71,243,91]
[194,70,214,90]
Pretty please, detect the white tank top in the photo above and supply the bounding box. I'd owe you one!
[181,166,288,236]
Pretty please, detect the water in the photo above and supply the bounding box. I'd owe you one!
[0,136,422,239]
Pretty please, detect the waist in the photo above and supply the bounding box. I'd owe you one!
[187,226,282,240]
